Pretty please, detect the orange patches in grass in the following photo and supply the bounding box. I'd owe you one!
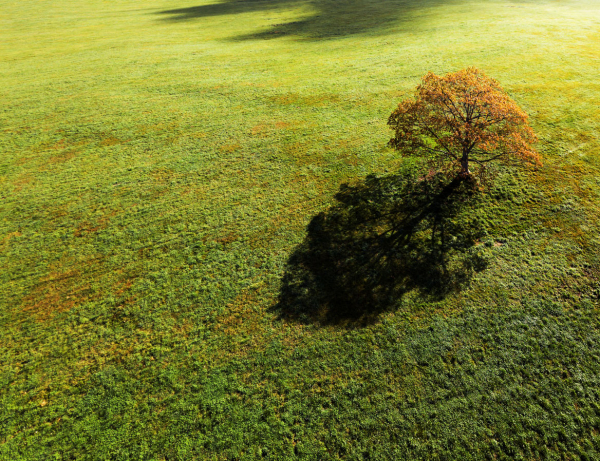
[20,266,91,321]
[215,232,239,245]
[0,231,21,251]
[48,139,67,150]
[48,151,76,164]
[113,278,134,298]
[12,174,33,193]
[251,124,267,136]
[219,143,241,154]
[251,121,295,137]
[15,156,32,166]
[171,317,194,340]
[73,210,116,237]
[99,136,123,147]
[17,255,138,322]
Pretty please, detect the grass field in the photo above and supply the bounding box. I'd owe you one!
[2,0,600,459]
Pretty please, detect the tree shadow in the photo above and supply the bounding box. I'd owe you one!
[272,171,489,326]
[155,0,449,40]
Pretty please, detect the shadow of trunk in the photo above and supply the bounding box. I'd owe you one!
[272,171,489,326]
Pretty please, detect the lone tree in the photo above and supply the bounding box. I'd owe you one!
[388,67,540,179]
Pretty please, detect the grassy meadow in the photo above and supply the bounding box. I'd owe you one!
[2,0,600,458]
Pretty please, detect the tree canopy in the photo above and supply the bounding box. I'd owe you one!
[388,67,541,179]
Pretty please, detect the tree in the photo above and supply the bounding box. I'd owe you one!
[387,67,541,179]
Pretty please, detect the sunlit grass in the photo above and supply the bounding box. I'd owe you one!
[2,0,600,458]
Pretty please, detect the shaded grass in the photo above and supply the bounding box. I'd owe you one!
[275,171,489,326]
[2,0,600,459]
[156,0,455,40]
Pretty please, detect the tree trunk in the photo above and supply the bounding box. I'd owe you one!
[460,156,470,177]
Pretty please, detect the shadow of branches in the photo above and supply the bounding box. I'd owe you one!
[273,171,489,326]
[156,0,450,40]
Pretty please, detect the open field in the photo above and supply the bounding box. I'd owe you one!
[2,0,600,458]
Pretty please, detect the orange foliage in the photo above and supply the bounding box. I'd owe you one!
[388,67,541,178]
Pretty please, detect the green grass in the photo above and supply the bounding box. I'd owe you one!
[2,0,600,458]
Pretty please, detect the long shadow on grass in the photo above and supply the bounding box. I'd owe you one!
[156,0,450,40]
[273,171,489,326]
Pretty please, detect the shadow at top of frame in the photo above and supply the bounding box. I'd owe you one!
[155,0,454,40]
[271,170,490,328]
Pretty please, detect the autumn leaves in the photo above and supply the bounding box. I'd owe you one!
[388,67,540,180]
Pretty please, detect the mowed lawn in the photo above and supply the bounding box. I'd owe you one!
[2,0,600,459]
